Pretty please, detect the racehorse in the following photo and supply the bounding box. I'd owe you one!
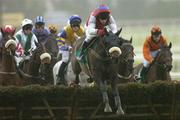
[134,43,172,83]
[41,33,59,84]
[72,29,124,114]
[53,53,89,86]
[0,28,23,86]
[18,43,51,85]
[118,36,135,83]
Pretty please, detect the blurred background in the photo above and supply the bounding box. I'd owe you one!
[0,0,180,77]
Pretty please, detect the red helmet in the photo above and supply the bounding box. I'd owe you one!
[151,25,161,36]
[2,25,16,34]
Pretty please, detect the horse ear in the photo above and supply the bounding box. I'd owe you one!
[129,37,132,43]
[13,28,16,36]
[104,27,109,36]
[115,28,122,36]
[168,42,172,49]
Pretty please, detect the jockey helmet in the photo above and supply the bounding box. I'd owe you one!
[151,25,161,36]
[48,25,57,33]
[21,19,33,29]
[96,4,110,19]
[69,15,82,27]
[35,16,45,26]
[2,25,16,34]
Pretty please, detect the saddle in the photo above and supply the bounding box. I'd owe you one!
[75,37,98,77]
[75,37,97,63]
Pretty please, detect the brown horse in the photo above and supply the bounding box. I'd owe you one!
[18,43,51,85]
[72,30,124,114]
[118,37,135,83]
[134,43,172,83]
[0,28,23,86]
[42,33,59,84]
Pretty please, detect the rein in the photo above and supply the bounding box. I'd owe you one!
[18,68,42,79]
[89,48,111,61]
[0,71,16,75]
[90,37,111,62]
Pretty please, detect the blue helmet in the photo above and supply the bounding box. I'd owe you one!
[35,16,45,25]
[69,15,82,26]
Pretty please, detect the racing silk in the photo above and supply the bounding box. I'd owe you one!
[143,35,167,63]
[32,27,50,43]
[15,29,38,56]
[85,10,117,35]
[56,24,84,51]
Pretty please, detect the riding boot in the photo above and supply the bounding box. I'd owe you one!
[78,41,89,60]
[140,66,148,82]
[57,62,68,85]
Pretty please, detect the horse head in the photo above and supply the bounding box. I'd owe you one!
[97,30,122,61]
[154,42,173,72]
[1,28,16,54]
[32,42,51,65]
[0,27,23,86]
[21,41,51,83]
[118,36,135,81]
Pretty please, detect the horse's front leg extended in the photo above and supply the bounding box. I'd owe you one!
[75,74,79,84]
[111,78,124,115]
[99,80,112,112]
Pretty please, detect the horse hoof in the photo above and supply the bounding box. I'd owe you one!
[104,105,112,112]
[88,81,95,87]
[116,109,124,115]
[69,82,80,88]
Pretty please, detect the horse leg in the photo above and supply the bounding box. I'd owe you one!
[75,74,79,84]
[99,80,112,112]
[111,78,124,115]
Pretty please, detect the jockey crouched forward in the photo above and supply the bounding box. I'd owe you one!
[56,15,85,84]
[15,18,38,69]
[140,25,168,81]
[78,4,118,60]
[32,16,50,44]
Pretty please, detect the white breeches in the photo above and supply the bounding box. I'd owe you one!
[84,31,97,43]
[60,50,70,63]
[143,50,159,67]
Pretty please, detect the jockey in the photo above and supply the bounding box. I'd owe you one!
[0,25,16,48]
[78,4,117,59]
[32,16,50,44]
[140,25,168,81]
[15,18,38,67]
[56,15,85,84]
[0,25,16,62]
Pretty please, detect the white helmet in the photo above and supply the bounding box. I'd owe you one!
[21,19,33,28]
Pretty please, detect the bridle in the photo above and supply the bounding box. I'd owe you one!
[0,35,17,75]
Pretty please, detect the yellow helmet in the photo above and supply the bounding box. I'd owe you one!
[48,24,57,33]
